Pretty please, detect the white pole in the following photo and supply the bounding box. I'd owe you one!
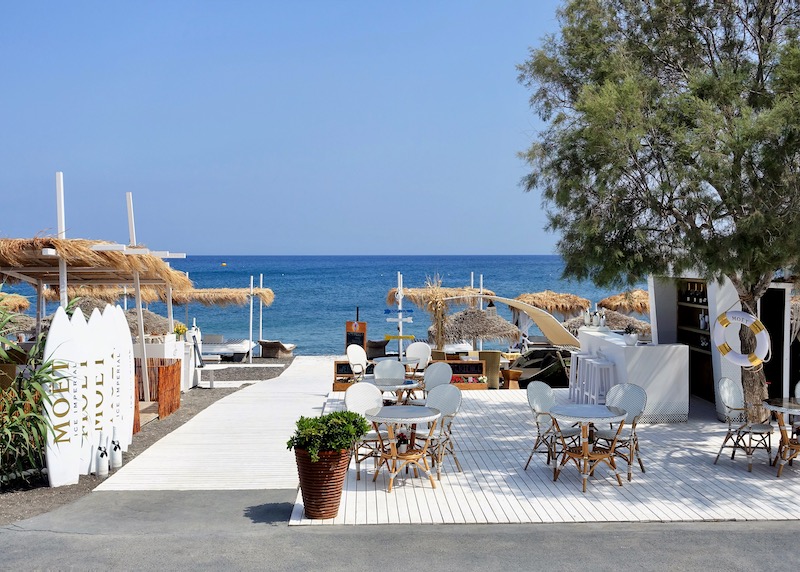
[166,283,174,333]
[249,275,254,364]
[259,273,263,343]
[470,271,474,289]
[397,272,404,358]
[127,192,149,402]
[478,274,484,350]
[55,172,68,308]
[36,280,45,337]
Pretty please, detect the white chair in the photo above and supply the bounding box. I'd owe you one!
[346,344,369,381]
[424,384,463,479]
[405,341,432,380]
[714,377,773,472]
[373,359,405,380]
[594,383,647,481]
[524,381,579,469]
[344,383,385,480]
[408,362,452,406]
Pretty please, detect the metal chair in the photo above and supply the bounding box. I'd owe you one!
[346,344,369,381]
[594,383,647,481]
[714,377,773,472]
[424,384,463,479]
[344,383,385,480]
[524,381,579,469]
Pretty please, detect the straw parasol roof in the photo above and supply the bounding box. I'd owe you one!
[598,289,650,315]
[428,307,520,346]
[41,285,275,307]
[124,309,185,336]
[0,293,30,313]
[563,310,651,337]
[0,312,36,335]
[0,238,192,290]
[515,291,590,318]
[386,286,496,309]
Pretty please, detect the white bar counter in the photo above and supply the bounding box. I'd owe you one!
[579,328,689,423]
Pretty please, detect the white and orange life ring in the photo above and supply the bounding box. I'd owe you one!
[712,311,770,368]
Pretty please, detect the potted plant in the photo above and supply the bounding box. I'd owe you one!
[286,410,369,519]
[622,324,639,346]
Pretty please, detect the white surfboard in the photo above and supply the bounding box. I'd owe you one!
[69,308,96,475]
[43,306,81,487]
[87,308,113,473]
[102,305,122,439]
[115,305,136,451]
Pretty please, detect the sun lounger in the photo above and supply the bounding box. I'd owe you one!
[258,340,296,358]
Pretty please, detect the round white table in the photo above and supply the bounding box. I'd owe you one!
[364,405,440,492]
[550,404,626,492]
[364,378,419,404]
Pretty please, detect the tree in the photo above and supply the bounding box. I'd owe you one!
[518,0,800,410]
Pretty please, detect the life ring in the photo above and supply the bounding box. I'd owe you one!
[712,311,770,367]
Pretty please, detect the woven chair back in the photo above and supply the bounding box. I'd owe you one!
[344,382,383,415]
[373,359,405,380]
[426,384,462,417]
[605,383,647,424]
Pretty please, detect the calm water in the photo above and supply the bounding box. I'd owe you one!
[9,255,638,355]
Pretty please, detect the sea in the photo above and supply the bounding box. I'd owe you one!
[9,255,642,356]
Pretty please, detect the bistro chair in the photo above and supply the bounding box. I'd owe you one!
[408,362,452,406]
[553,414,625,492]
[373,359,406,380]
[594,383,647,481]
[344,383,387,480]
[346,344,369,382]
[775,410,800,477]
[714,377,773,472]
[424,384,463,479]
[524,381,579,469]
[405,341,432,381]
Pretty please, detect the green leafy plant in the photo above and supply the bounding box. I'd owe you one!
[286,411,369,462]
[0,290,53,488]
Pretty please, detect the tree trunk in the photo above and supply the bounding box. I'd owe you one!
[739,311,769,423]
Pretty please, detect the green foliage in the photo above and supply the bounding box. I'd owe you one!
[0,289,53,487]
[518,0,800,302]
[286,411,370,463]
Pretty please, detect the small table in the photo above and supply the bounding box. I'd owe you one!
[764,398,800,476]
[365,405,440,492]
[550,404,626,492]
[364,378,419,404]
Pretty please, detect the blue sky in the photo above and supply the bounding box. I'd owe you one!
[1,1,562,255]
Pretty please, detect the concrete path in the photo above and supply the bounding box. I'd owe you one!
[97,356,333,491]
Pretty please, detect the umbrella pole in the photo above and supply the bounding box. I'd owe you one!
[127,192,150,402]
[248,275,254,364]
[259,273,263,345]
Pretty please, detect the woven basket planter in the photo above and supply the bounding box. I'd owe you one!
[295,448,350,519]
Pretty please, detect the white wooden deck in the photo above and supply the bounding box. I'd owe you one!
[290,387,800,525]
[96,356,332,491]
[95,355,800,524]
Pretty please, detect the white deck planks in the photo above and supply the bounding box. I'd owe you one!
[95,355,800,524]
[97,357,332,491]
[291,387,800,525]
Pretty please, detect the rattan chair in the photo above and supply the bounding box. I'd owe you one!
[714,377,773,472]
[776,412,800,477]
[594,383,647,481]
[373,359,405,380]
[405,341,432,381]
[424,384,463,479]
[524,381,579,469]
[407,362,452,406]
[553,415,625,492]
[346,344,369,382]
[344,382,385,480]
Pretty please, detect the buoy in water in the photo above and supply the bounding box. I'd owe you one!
[221,262,227,267]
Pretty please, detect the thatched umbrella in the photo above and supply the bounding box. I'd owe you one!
[598,289,650,315]
[0,293,30,313]
[41,285,275,307]
[0,313,36,336]
[124,308,185,336]
[563,310,651,337]
[428,307,520,348]
[515,291,590,319]
[386,286,496,309]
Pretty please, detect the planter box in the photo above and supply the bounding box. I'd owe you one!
[332,382,354,392]
[451,382,489,390]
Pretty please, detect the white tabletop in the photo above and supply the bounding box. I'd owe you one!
[550,404,626,424]
[365,378,420,392]
[764,398,800,415]
[365,405,440,424]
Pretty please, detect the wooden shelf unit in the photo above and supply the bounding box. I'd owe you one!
[676,279,714,401]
